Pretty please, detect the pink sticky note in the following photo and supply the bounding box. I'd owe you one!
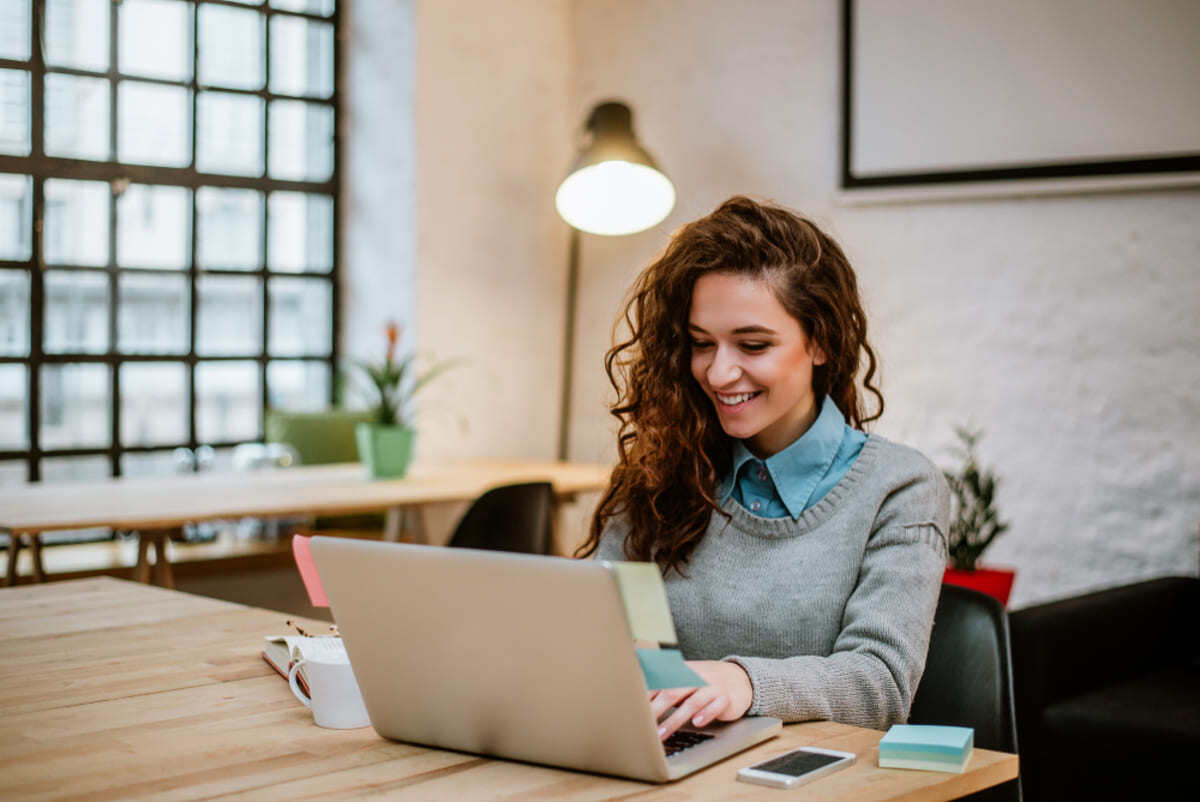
[292,535,329,607]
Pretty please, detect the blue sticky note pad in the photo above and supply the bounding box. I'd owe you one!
[878,725,974,773]
[635,648,706,690]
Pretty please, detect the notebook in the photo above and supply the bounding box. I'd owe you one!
[308,537,781,782]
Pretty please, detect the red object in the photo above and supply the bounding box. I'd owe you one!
[943,566,1016,607]
[292,534,330,607]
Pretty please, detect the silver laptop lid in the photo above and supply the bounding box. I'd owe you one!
[310,537,673,782]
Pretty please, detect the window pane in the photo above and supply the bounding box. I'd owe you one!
[267,360,329,412]
[0,269,29,356]
[268,99,333,181]
[269,15,333,99]
[40,363,111,449]
[0,68,31,156]
[45,73,110,160]
[197,275,262,356]
[196,360,260,443]
[0,461,26,485]
[197,187,262,270]
[117,183,190,269]
[271,0,336,17]
[0,364,26,449]
[121,449,185,477]
[267,191,331,273]
[0,173,31,261]
[46,0,110,71]
[44,269,109,354]
[0,0,30,61]
[118,272,189,354]
[44,179,110,266]
[120,362,188,446]
[268,277,330,356]
[197,91,264,176]
[118,0,191,81]
[118,81,191,167]
[41,454,110,482]
[198,4,263,90]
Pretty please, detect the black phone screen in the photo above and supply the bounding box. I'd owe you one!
[752,750,844,777]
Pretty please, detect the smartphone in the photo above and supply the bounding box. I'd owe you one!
[736,746,856,789]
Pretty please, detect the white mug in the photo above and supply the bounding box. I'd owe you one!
[288,655,371,729]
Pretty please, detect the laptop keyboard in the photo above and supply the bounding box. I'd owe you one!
[662,730,714,757]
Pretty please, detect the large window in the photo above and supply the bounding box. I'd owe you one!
[0,0,340,495]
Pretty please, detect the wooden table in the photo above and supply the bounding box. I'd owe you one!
[0,459,612,586]
[0,578,1019,801]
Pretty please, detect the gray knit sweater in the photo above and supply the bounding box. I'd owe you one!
[595,434,949,730]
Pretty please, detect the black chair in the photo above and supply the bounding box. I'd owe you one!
[446,481,555,555]
[1009,576,1200,802]
[909,583,1021,802]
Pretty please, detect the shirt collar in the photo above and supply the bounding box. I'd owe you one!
[718,395,848,519]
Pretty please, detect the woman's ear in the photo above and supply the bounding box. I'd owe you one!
[811,342,827,366]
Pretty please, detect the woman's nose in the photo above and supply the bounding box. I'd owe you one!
[708,350,743,387]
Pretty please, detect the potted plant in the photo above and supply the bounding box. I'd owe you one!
[941,427,1016,605]
[349,322,456,479]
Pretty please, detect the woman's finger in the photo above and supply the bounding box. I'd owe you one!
[649,686,695,720]
[689,693,730,729]
[657,689,727,740]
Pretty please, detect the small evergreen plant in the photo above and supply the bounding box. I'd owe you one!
[943,427,1009,571]
[348,322,457,427]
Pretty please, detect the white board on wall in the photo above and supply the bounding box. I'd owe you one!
[845,0,1200,185]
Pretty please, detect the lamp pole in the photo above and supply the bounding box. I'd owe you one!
[557,228,581,461]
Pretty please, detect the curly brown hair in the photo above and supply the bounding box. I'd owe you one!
[575,196,883,575]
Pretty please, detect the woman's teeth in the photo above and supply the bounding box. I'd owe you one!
[717,392,757,405]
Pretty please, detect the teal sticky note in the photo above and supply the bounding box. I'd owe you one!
[636,648,706,690]
[878,724,974,773]
[610,561,677,644]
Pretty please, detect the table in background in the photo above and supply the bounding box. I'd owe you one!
[0,459,612,586]
[0,578,1019,801]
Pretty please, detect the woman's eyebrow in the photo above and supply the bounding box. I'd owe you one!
[688,323,778,335]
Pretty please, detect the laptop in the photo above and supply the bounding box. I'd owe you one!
[309,537,781,782]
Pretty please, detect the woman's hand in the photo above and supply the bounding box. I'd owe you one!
[650,660,754,740]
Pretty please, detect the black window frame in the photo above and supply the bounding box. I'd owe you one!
[0,0,343,486]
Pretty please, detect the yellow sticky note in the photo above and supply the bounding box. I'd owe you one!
[609,561,677,644]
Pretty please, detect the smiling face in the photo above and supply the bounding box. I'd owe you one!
[688,271,826,458]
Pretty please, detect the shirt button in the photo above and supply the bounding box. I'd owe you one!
[757,468,768,481]
[750,500,762,512]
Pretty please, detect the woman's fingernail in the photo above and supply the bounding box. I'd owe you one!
[657,727,667,739]
[692,715,705,726]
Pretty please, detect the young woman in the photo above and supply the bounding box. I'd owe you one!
[577,196,949,740]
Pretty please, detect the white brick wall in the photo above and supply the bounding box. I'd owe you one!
[567,0,1200,607]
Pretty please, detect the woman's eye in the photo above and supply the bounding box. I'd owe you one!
[690,340,714,350]
[740,342,768,353]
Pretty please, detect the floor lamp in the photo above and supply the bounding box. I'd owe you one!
[554,101,675,460]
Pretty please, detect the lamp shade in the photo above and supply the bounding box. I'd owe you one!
[555,102,675,236]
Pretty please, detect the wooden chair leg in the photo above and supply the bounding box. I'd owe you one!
[152,532,175,589]
[4,532,20,587]
[383,507,403,542]
[134,534,152,584]
[29,533,45,583]
[134,529,177,587]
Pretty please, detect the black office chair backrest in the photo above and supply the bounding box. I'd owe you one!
[447,481,554,555]
[909,583,1021,801]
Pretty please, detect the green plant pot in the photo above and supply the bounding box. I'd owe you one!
[355,423,416,479]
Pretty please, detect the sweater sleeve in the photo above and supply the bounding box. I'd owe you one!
[726,466,949,729]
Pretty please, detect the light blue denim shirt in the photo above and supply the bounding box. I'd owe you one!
[718,395,867,519]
